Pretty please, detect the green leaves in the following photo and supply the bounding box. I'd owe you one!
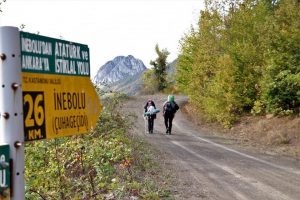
[262,0,300,114]
[176,0,300,126]
[149,44,170,91]
[25,93,170,199]
[142,69,159,94]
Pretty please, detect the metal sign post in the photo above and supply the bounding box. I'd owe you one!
[0,26,25,199]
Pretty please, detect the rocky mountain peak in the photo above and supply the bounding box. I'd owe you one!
[93,55,147,85]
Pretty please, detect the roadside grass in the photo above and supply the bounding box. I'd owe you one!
[25,93,173,199]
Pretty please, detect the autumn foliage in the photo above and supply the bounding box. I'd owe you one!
[176,0,300,127]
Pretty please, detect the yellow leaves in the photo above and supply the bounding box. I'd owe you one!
[119,159,132,169]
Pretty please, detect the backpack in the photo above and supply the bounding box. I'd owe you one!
[165,101,176,114]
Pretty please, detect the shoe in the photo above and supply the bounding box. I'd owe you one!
[166,128,169,134]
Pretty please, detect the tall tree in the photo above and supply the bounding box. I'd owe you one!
[262,0,300,114]
[176,26,199,95]
[150,44,170,91]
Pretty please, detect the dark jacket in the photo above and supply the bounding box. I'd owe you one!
[163,101,179,116]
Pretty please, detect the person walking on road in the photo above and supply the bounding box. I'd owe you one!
[144,99,157,134]
[163,95,179,134]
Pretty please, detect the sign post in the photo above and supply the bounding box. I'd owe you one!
[0,26,25,200]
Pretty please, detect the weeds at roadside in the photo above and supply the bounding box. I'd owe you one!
[25,92,173,199]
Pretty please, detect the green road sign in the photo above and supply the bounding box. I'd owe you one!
[20,31,90,76]
[0,144,10,199]
[20,32,101,141]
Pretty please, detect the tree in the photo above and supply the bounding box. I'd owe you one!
[176,26,199,94]
[176,0,272,126]
[141,69,159,94]
[150,44,170,91]
[261,0,300,114]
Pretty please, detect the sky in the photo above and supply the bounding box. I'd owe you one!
[0,0,204,78]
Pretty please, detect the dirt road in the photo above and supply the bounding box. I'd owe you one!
[124,95,300,200]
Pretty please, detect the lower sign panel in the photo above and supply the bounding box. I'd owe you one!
[22,73,101,141]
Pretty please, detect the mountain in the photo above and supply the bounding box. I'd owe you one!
[93,55,147,95]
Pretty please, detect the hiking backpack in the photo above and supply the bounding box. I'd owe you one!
[165,101,176,114]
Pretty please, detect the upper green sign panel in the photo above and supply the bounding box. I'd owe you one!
[20,31,90,77]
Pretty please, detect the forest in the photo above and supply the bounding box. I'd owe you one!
[176,0,300,127]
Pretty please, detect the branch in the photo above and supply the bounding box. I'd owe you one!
[28,189,47,200]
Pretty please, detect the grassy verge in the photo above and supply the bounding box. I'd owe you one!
[25,93,173,199]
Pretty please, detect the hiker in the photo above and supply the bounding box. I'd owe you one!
[144,99,157,134]
[163,95,179,134]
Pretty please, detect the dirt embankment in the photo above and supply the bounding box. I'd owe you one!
[182,103,300,159]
